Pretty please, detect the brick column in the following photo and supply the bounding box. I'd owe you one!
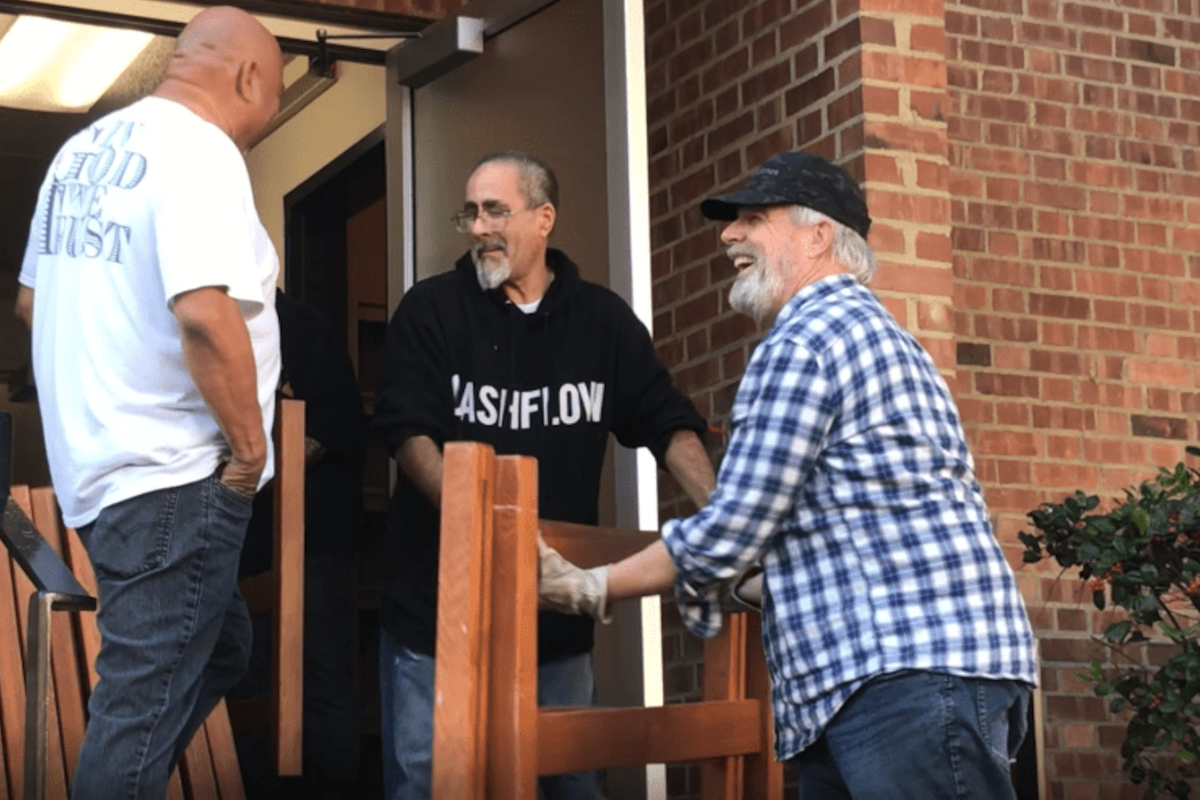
[858,0,956,375]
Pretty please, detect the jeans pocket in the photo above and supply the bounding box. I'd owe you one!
[213,476,256,507]
[1006,684,1032,762]
[974,678,1026,766]
[81,487,179,579]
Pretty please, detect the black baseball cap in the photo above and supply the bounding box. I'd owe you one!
[700,151,872,239]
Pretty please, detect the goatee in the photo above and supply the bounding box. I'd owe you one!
[472,240,511,290]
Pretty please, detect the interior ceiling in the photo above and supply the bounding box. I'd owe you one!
[0,0,424,163]
[1,13,176,106]
[0,13,171,158]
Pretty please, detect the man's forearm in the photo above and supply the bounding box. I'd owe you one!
[601,430,710,607]
[606,540,677,604]
[174,287,265,468]
[664,428,716,510]
[396,434,443,507]
[15,285,33,328]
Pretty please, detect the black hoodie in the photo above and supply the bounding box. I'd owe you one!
[375,249,706,662]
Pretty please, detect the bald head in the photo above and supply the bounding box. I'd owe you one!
[173,6,279,66]
[156,6,284,151]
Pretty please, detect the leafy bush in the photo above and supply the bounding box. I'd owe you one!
[1021,462,1200,799]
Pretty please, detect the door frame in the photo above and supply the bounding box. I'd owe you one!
[383,3,664,797]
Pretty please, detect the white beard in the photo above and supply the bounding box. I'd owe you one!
[728,255,783,323]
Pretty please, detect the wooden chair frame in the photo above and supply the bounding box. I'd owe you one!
[0,398,305,799]
[430,441,783,800]
[2,487,245,800]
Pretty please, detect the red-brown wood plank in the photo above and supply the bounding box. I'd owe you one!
[702,614,747,800]
[487,456,539,800]
[0,499,26,800]
[537,701,764,775]
[180,720,218,800]
[30,488,88,789]
[10,487,69,800]
[742,613,783,800]
[539,520,658,569]
[205,700,247,800]
[431,442,495,800]
[2,490,31,800]
[272,398,305,776]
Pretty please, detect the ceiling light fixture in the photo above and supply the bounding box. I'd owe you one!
[0,16,153,113]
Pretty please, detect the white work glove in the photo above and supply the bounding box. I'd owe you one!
[537,535,612,624]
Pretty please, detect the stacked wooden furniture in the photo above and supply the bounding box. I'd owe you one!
[430,441,784,800]
[233,397,306,777]
[0,399,305,800]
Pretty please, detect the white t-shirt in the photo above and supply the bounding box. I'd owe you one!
[18,97,281,527]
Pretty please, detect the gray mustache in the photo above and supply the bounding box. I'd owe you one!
[473,240,506,255]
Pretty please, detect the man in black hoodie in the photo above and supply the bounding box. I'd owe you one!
[374,151,715,800]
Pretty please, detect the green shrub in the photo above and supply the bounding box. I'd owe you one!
[1021,462,1200,799]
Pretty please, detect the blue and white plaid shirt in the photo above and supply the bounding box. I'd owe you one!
[662,274,1037,760]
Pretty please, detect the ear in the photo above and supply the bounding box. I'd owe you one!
[537,203,556,238]
[806,220,836,259]
[235,58,261,104]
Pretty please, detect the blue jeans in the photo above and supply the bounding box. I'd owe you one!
[72,475,254,800]
[380,629,604,800]
[793,670,1031,800]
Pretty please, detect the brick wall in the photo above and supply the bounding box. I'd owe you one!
[947,0,1200,797]
[648,0,1200,797]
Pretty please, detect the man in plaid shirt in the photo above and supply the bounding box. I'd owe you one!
[540,151,1037,798]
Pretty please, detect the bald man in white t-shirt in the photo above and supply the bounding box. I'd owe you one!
[15,8,285,797]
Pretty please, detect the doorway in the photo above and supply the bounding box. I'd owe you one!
[282,130,393,779]
[386,1,662,796]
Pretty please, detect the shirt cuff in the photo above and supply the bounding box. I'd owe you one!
[663,518,725,639]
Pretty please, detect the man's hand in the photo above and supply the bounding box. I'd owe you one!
[537,536,611,623]
[218,453,263,496]
[303,436,326,466]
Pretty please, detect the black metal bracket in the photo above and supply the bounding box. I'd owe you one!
[314,28,421,78]
[1,499,95,611]
[0,413,93,610]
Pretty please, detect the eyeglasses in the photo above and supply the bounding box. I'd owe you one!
[452,206,522,234]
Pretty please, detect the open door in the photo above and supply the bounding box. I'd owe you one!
[384,2,662,797]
